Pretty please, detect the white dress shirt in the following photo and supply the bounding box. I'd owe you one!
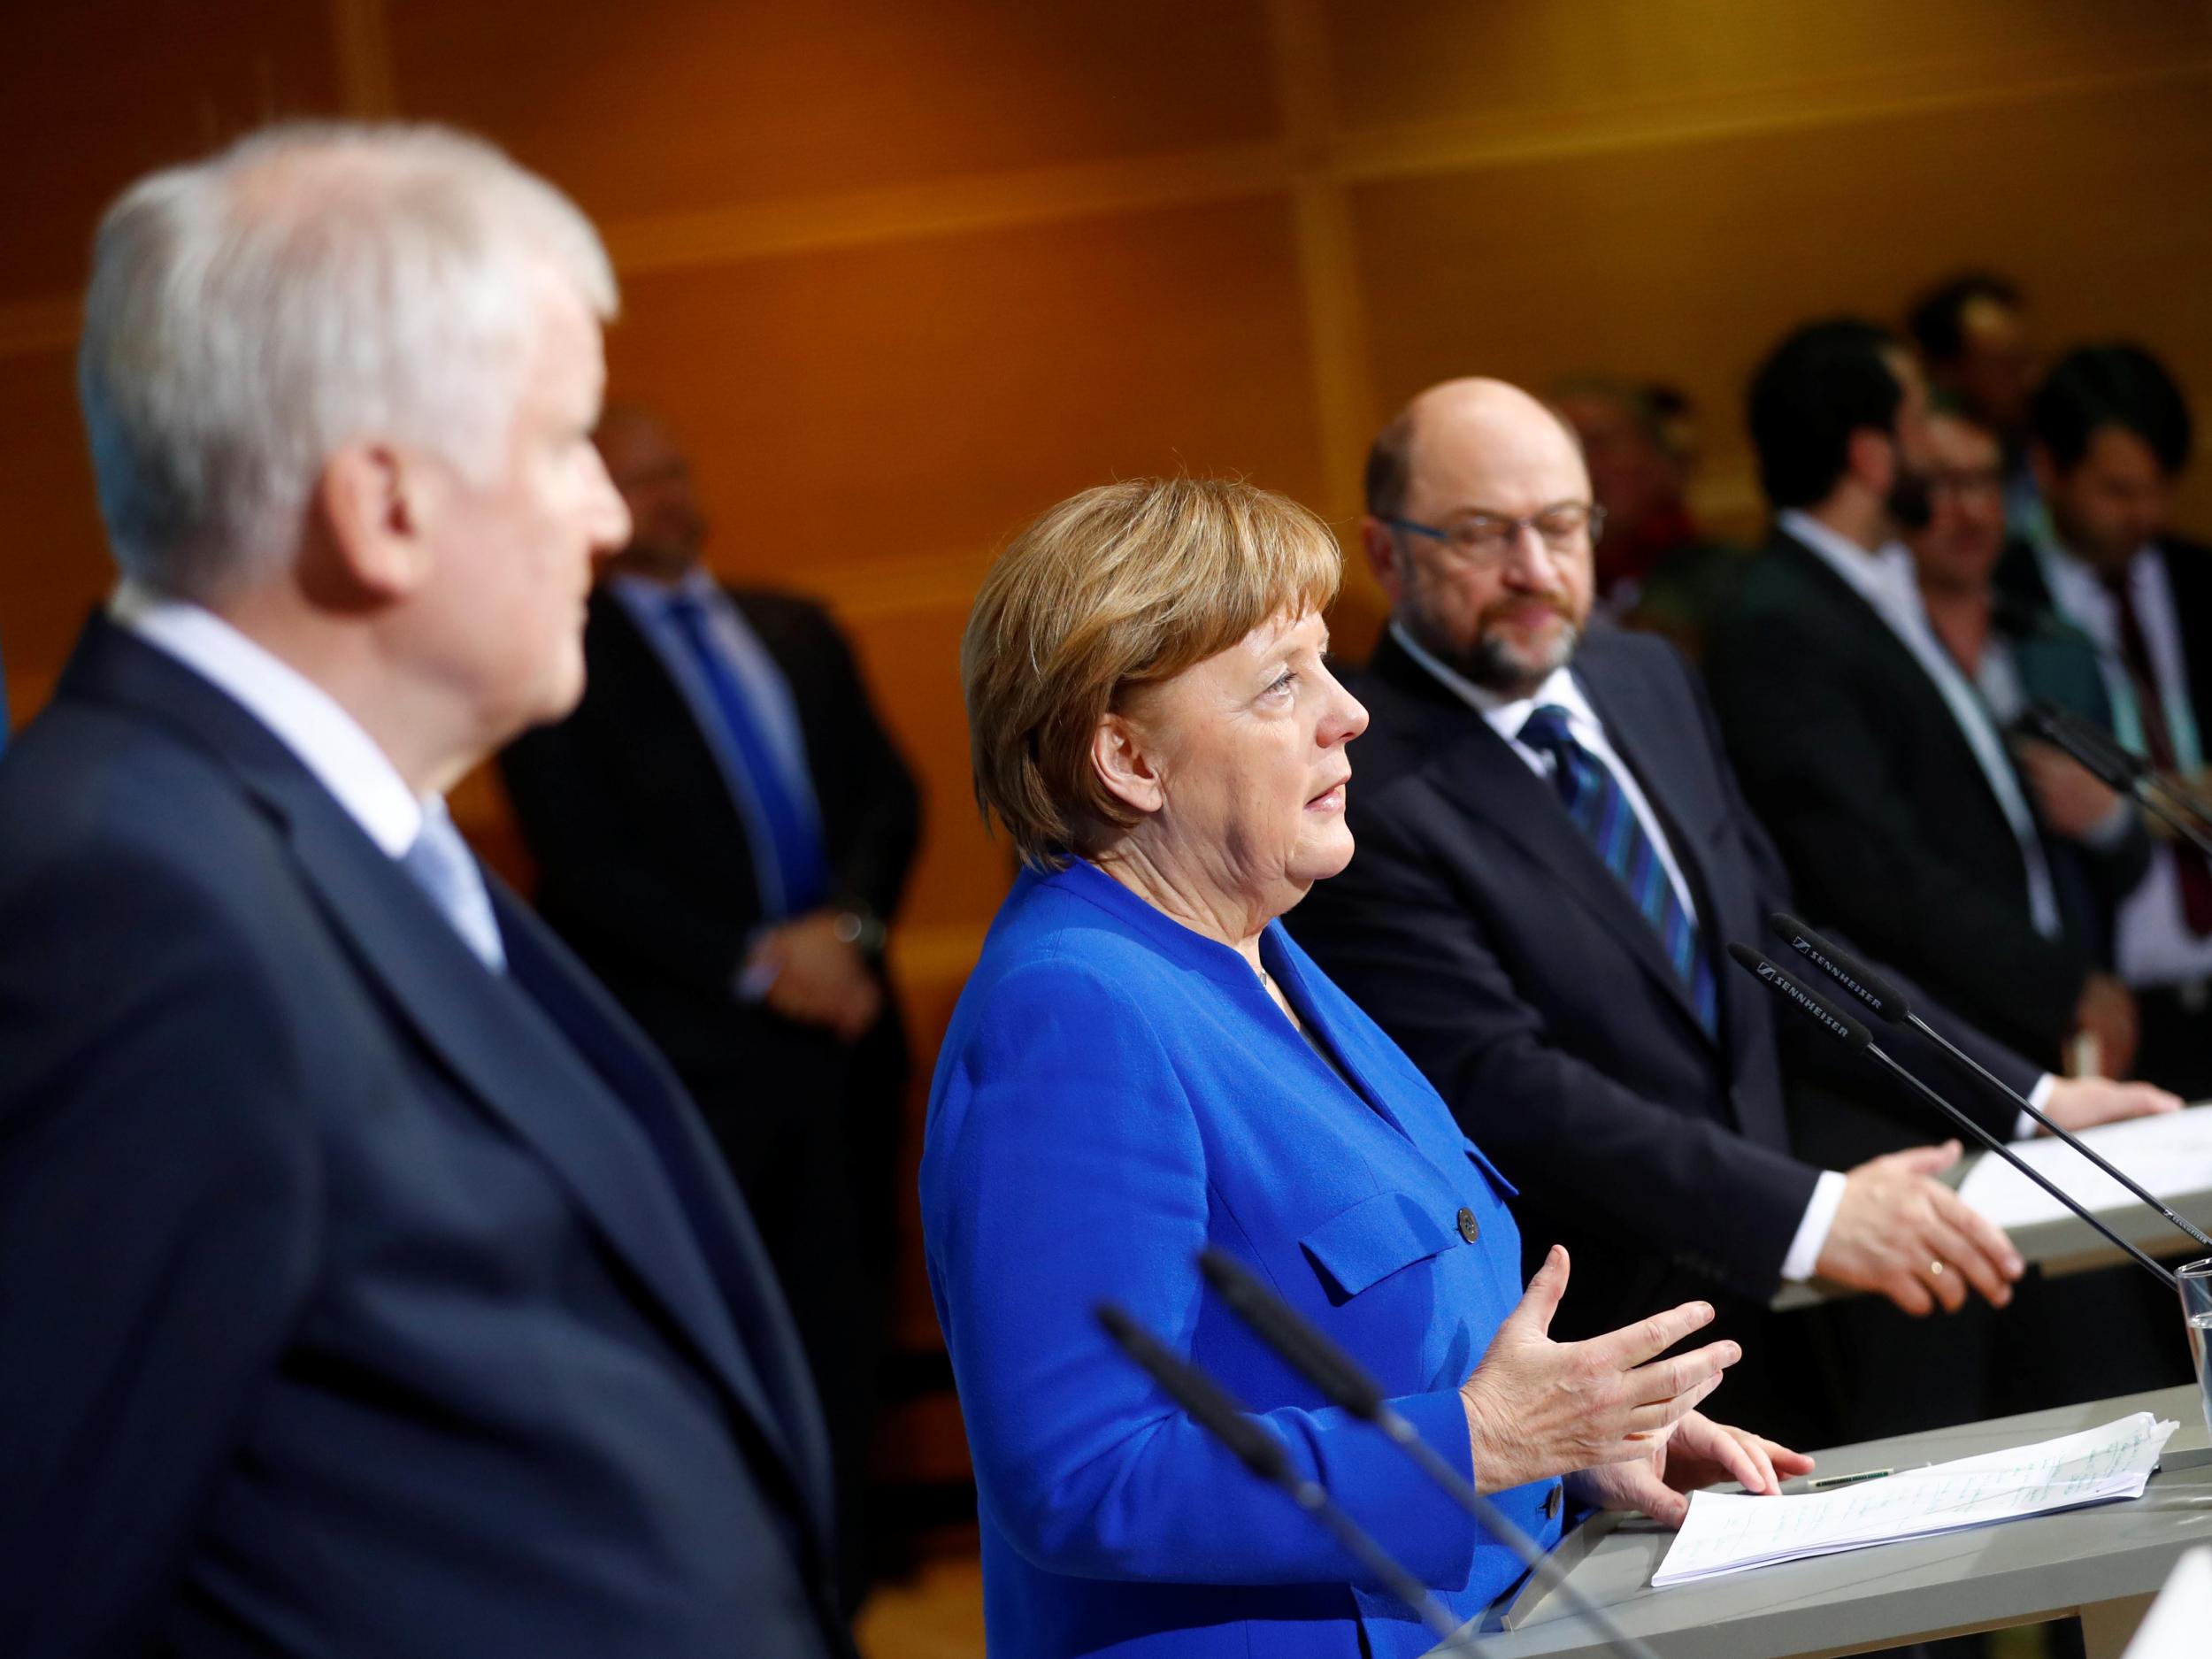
[2029,538,2212,987]
[1781,510,2064,942]
[1388,621,1848,1279]
[108,580,504,970]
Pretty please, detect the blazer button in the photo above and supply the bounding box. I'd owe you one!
[1545,1485,1563,1521]
[1456,1206,1481,1245]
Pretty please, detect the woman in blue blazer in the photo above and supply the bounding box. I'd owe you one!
[925,478,1808,1658]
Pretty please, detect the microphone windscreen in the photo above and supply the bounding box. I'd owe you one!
[1766,912,1909,1024]
[1096,1302,1295,1487]
[1725,942,1875,1052]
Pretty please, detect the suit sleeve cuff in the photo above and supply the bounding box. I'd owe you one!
[1781,1169,1850,1282]
[2018,1073,2055,1140]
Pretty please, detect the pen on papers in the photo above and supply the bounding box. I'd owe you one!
[1806,1467,1893,1491]
[1803,1461,1933,1492]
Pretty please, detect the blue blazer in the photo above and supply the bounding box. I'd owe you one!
[0,619,849,1658]
[921,859,1563,1659]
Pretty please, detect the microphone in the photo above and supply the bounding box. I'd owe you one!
[2020,700,2212,858]
[1767,913,2210,1252]
[1724,943,2177,1290]
[1195,1248,1660,1659]
[1093,1302,1479,1654]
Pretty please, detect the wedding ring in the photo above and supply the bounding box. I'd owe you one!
[1929,1260,1946,1277]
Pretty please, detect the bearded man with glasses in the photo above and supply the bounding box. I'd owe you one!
[1286,376,2175,1449]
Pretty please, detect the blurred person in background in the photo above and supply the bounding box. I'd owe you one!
[1900,403,2188,1585]
[501,403,919,1611]
[1552,377,1747,662]
[1909,403,2148,988]
[927,475,1809,1659]
[0,123,849,1659]
[1907,272,2041,534]
[1997,345,2212,1099]
[1708,319,2139,1085]
[1288,377,2168,1455]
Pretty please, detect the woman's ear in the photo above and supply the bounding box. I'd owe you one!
[1090,709,1165,818]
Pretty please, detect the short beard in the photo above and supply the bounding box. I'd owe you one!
[1406,608,1581,698]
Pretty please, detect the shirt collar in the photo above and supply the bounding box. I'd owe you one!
[108,580,425,857]
[1387,617,1595,745]
[2034,527,2157,597]
[608,565,718,612]
[1778,508,1918,608]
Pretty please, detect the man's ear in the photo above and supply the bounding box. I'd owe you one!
[1844,426,1895,499]
[1090,710,1165,818]
[311,441,436,603]
[1363,516,1409,604]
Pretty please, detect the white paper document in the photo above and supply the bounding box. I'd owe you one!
[1955,1102,2212,1232]
[1652,1413,2177,1587]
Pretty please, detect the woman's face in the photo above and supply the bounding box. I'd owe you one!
[1111,608,1369,921]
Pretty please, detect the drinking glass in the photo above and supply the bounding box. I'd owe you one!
[2178,1257,2212,1440]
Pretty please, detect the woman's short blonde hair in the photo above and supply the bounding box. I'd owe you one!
[962,476,1342,869]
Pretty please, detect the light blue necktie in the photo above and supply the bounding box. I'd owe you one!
[1518,704,1717,1035]
[401,799,506,972]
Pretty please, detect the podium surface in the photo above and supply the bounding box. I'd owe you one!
[1444,1385,2212,1659]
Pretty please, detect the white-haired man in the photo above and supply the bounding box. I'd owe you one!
[0,124,850,1658]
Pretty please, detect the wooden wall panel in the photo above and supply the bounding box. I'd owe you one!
[1349,72,2212,537]
[597,196,1321,948]
[605,197,1323,580]
[0,2,343,303]
[384,0,1279,224]
[1324,0,2210,144]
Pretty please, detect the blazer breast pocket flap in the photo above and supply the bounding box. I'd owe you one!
[1301,1190,1456,1302]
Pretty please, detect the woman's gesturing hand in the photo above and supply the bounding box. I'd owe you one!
[1458,1245,1742,1495]
[1567,1411,1816,1527]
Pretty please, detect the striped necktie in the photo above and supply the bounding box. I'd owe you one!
[1518,704,1717,1034]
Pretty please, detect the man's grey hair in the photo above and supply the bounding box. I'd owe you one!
[78,120,618,603]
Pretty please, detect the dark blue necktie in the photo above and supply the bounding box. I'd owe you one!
[664,593,830,919]
[1518,704,1717,1035]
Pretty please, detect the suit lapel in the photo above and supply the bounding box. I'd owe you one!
[284,783,808,1449]
[492,884,839,1542]
[1374,638,1719,1047]
[1770,533,2002,784]
[64,619,825,1532]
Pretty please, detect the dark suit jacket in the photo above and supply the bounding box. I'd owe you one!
[500,585,919,1092]
[1286,628,2032,1340]
[0,618,850,1659]
[1705,528,2098,1064]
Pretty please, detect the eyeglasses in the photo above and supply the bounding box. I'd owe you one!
[1925,466,2006,501]
[1386,502,1606,566]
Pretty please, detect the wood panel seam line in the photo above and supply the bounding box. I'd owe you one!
[1266,0,1377,528]
[329,0,397,119]
[606,142,1293,274]
[1329,52,2212,184]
